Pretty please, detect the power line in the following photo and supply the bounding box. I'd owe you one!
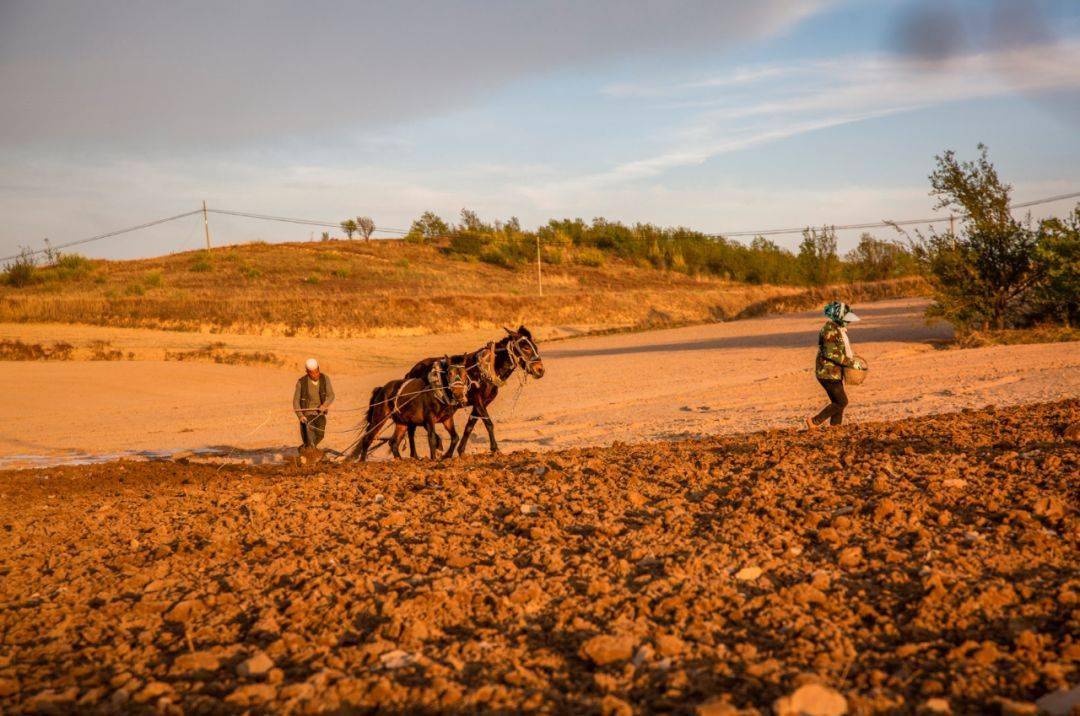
[714,190,1080,238]
[4,189,1078,264]
[2,210,203,263]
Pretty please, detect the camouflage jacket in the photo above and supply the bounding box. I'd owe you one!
[815,320,853,381]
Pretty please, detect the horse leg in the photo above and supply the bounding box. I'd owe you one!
[441,416,459,459]
[407,425,418,458]
[458,409,479,456]
[475,403,499,453]
[390,424,407,459]
[426,418,439,459]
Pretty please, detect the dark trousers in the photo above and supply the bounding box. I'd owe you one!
[300,414,326,447]
[813,379,848,426]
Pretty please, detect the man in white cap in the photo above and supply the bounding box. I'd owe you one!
[292,358,335,449]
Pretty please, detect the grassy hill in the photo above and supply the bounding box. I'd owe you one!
[0,240,925,337]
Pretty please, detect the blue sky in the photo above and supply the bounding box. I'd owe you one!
[1,0,1079,259]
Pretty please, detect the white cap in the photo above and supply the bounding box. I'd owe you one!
[844,310,861,323]
[305,358,319,371]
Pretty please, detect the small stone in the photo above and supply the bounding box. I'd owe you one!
[922,697,951,713]
[734,566,762,582]
[941,478,967,489]
[379,649,415,669]
[655,634,687,657]
[995,697,1038,716]
[600,694,633,716]
[633,644,655,667]
[520,503,539,516]
[225,683,277,705]
[581,635,637,666]
[134,682,172,703]
[1036,685,1080,716]
[774,683,848,716]
[374,494,385,504]
[0,678,19,697]
[172,651,220,675]
[237,651,274,677]
[696,696,740,716]
[837,547,862,568]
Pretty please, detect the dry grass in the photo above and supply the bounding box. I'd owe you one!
[0,241,927,337]
[164,342,282,366]
[947,325,1080,348]
[0,339,74,361]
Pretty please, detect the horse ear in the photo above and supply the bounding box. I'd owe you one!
[503,327,514,335]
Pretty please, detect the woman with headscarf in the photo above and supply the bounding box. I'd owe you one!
[806,301,860,428]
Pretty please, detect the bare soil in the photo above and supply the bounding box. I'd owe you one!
[1,400,1077,713]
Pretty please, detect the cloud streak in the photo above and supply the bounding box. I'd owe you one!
[528,38,1080,201]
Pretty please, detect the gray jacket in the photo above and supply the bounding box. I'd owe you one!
[293,374,335,419]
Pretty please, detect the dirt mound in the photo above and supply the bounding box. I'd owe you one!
[1,401,1077,713]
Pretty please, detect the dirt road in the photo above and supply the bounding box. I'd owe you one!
[3,298,1078,466]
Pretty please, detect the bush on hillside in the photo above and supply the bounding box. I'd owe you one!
[2,248,39,288]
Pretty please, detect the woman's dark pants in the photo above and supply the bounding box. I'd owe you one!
[813,379,848,426]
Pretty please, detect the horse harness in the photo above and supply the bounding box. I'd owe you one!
[427,358,469,406]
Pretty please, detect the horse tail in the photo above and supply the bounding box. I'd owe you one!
[346,385,387,460]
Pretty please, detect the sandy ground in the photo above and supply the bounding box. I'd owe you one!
[3,298,1078,466]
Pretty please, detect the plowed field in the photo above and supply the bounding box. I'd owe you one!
[1,400,1077,714]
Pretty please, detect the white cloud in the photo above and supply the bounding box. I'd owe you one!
[526,38,1080,203]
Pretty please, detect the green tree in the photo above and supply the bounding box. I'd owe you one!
[1033,206,1080,326]
[845,233,916,281]
[340,219,357,239]
[798,227,839,286]
[406,211,450,242]
[917,145,1044,330]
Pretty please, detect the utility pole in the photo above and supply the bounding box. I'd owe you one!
[202,200,212,252]
[948,214,955,235]
[536,233,543,297]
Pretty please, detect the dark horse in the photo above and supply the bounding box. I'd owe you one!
[403,325,545,456]
[349,358,470,461]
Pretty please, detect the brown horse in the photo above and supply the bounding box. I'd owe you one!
[350,358,470,461]
[403,325,545,456]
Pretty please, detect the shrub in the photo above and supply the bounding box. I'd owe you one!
[3,248,38,287]
[190,254,213,272]
[480,245,515,268]
[143,270,163,288]
[124,282,146,296]
[575,247,605,267]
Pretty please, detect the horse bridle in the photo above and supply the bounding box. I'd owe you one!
[504,335,542,375]
[431,358,470,406]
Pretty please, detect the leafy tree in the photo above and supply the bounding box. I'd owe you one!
[798,227,839,286]
[930,143,1011,231]
[406,211,450,243]
[340,219,357,240]
[915,145,1045,330]
[320,231,330,242]
[356,216,375,241]
[1032,207,1080,326]
[845,233,917,281]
